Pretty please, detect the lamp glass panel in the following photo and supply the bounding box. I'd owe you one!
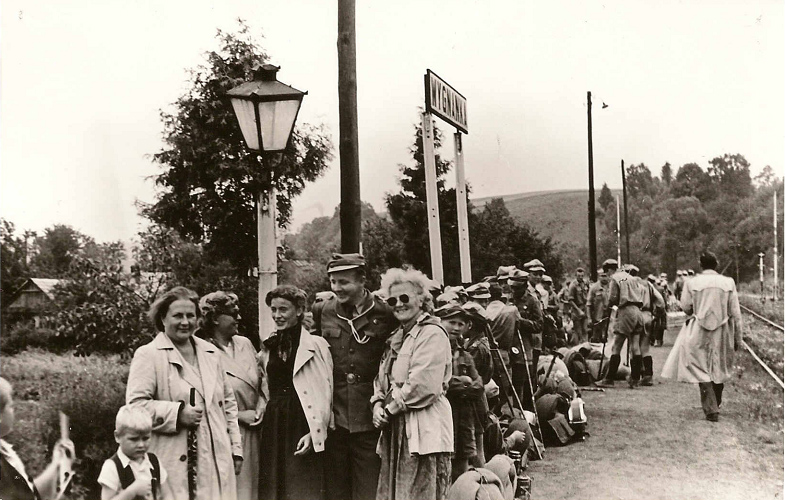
[230,98,260,150]
[256,99,302,151]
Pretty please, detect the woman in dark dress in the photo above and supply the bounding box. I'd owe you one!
[259,285,333,500]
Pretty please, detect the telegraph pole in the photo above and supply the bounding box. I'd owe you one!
[775,190,779,300]
[587,91,598,281]
[621,159,631,264]
[338,0,361,252]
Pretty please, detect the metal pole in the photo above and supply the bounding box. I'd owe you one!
[422,112,444,285]
[759,252,765,297]
[587,92,598,282]
[337,0,361,253]
[622,160,631,264]
[454,131,472,284]
[616,196,622,266]
[258,164,278,342]
[775,190,779,300]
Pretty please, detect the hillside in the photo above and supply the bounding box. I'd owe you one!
[473,189,621,246]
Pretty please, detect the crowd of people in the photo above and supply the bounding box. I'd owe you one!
[0,250,742,500]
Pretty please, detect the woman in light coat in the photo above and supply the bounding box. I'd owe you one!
[199,291,263,500]
[258,285,333,500]
[127,286,242,500]
[372,268,453,500]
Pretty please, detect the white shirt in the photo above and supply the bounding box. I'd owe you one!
[0,439,35,493]
[97,447,168,500]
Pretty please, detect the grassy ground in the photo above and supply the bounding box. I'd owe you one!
[528,315,784,500]
[739,294,784,325]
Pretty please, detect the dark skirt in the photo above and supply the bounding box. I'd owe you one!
[259,391,326,500]
[376,415,451,500]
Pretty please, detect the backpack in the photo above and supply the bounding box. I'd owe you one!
[111,452,161,500]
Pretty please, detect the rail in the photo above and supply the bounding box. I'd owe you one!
[739,304,784,332]
[738,305,784,389]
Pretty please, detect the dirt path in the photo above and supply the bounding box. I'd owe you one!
[529,317,784,500]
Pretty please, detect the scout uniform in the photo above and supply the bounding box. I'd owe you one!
[567,269,590,345]
[603,264,646,386]
[509,270,543,412]
[312,254,396,500]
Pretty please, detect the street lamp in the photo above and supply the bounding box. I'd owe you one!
[227,64,307,341]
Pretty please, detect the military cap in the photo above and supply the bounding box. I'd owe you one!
[576,267,585,272]
[445,285,467,297]
[326,253,365,273]
[462,301,488,323]
[687,269,695,276]
[314,291,336,303]
[482,275,498,283]
[602,258,618,267]
[507,269,530,287]
[647,274,657,283]
[425,278,442,292]
[543,275,553,283]
[466,283,491,299]
[523,259,546,273]
[435,303,469,319]
[496,265,518,280]
[622,263,640,274]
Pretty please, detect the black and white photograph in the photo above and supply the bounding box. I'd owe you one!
[1,1,783,499]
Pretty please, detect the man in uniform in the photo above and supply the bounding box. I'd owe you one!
[466,283,492,309]
[661,251,742,422]
[486,282,518,387]
[312,253,397,500]
[508,270,543,411]
[567,267,590,345]
[587,264,612,342]
[631,267,665,386]
[598,260,646,388]
[524,259,549,310]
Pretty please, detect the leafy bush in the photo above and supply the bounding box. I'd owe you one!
[3,350,130,499]
[0,323,59,355]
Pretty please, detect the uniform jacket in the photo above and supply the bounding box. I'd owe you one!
[126,332,242,500]
[662,270,741,384]
[486,300,518,350]
[640,280,665,325]
[607,270,644,311]
[313,292,396,433]
[567,279,590,316]
[258,326,334,452]
[372,314,454,455]
[512,291,543,362]
[586,281,609,323]
[0,442,38,500]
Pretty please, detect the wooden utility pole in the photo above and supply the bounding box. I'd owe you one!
[621,159,631,264]
[338,0,361,253]
[775,190,779,299]
[587,91,598,281]
[422,112,444,284]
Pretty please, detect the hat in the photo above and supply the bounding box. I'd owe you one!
[496,265,518,279]
[435,291,460,307]
[482,275,498,283]
[467,283,491,300]
[602,258,618,268]
[507,269,530,287]
[425,278,442,292]
[523,259,546,273]
[576,267,585,272]
[326,253,365,273]
[435,303,468,319]
[462,301,488,323]
[622,263,639,275]
[543,275,553,283]
[647,274,657,283]
[687,269,695,276]
[314,291,336,303]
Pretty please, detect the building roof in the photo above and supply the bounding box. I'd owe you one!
[28,278,62,301]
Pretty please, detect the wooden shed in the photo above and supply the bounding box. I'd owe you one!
[4,278,61,327]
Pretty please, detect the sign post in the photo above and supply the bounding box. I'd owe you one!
[421,111,444,285]
[424,69,470,285]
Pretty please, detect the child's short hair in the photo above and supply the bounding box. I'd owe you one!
[115,405,153,435]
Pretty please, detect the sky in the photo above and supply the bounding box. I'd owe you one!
[2,0,784,244]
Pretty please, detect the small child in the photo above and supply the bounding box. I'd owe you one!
[98,406,167,500]
[1,377,75,500]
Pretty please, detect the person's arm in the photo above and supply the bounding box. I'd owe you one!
[679,282,693,315]
[126,345,182,433]
[604,280,620,318]
[217,357,243,473]
[566,283,581,315]
[386,326,450,415]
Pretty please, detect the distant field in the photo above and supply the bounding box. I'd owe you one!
[473,188,621,244]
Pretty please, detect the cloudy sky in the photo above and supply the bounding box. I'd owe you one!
[2,0,783,243]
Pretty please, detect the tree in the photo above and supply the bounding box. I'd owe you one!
[661,162,673,186]
[598,183,614,211]
[754,165,778,188]
[625,163,657,200]
[1,219,30,305]
[708,153,753,199]
[142,20,333,271]
[671,163,715,202]
[29,225,96,278]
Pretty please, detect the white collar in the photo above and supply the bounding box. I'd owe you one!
[116,447,151,468]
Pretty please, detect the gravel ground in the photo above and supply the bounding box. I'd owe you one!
[528,315,784,500]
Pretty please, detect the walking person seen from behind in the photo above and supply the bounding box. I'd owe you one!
[661,251,742,422]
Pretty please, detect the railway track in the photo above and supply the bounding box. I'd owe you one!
[739,304,784,389]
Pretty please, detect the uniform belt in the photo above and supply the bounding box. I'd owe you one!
[345,373,363,384]
[620,302,643,309]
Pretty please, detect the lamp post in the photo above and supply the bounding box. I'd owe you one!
[227,64,306,342]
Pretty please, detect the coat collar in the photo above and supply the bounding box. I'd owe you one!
[153,332,218,404]
[293,327,316,375]
[213,337,257,388]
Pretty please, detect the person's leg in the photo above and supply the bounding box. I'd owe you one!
[451,457,469,482]
[325,426,352,500]
[640,326,654,386]
[350,429,382,500]
[471,429,485,467]
[599,334,626,386]
[699,382,719,420]
[713,383,724,409]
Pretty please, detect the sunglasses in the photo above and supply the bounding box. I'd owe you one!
[386,294,411,307]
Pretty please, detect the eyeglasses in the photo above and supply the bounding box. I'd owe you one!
[386,294,411,307]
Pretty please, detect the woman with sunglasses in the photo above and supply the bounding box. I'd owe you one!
[259,285,333,500]
[198,291,261,500]
[372,268,453,500]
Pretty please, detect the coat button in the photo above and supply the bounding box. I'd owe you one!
[219,401,223,407]
[156,417,164,425]
[180,455,187,462]
[349,348,355,354]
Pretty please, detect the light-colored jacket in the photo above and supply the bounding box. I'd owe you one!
[372,314,454,455]
[661,270,741,384]
[258,327,334,452]
[126,332,242,500]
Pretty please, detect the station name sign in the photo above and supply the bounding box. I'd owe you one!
[425,70,468,134]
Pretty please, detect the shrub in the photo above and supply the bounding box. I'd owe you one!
[3,350,130,499]
[0,323,60,355]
